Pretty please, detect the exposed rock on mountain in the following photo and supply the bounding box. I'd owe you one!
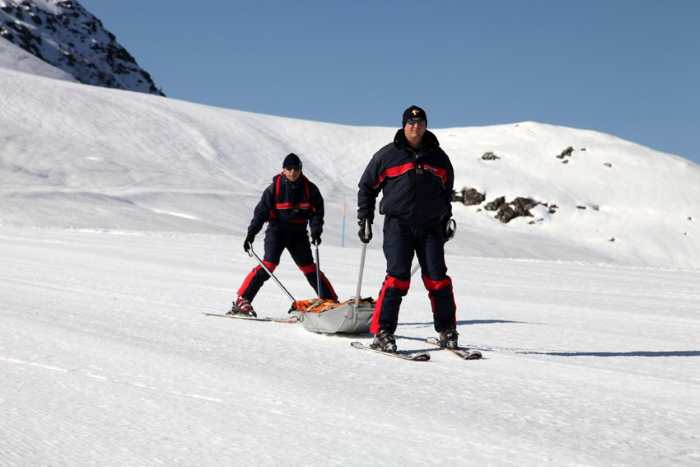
[484,196,506,212]
[557,146,574,159]
[494,197,540,223]
[481,151,500,161]
[478,195,544,223]
[0,0,163,95]
[452,187,486,205]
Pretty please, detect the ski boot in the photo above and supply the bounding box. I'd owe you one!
[438,329,459,350]
[228,296,257,317]
[371,329,398,353]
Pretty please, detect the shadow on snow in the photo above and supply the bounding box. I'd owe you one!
[521,350,700,358]
[400,319,528,327]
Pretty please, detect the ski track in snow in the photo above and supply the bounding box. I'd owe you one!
[1,227,698,466]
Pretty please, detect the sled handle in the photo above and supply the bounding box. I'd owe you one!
[355,242,368,308]
[314,242,322,299]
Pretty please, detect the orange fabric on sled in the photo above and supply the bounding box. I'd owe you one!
[292,297,374,313]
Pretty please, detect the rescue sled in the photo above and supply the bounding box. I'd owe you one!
[290,298,374,334]
[245,222,375,335]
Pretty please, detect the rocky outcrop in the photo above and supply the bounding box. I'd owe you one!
[557,146,574,159]
[484,196,505,212]
[494,197,539,223]
[0,0,164,95]
[481,151,500,161]
[457,191,547,224]
[452,187,486,206]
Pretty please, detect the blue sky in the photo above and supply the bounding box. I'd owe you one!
[82,0,699,164]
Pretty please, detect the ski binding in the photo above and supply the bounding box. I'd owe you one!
[351,341,430,361]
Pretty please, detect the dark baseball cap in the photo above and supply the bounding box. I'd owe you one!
[402,105,427,126]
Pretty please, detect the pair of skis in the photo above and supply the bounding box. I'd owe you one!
[351,338,482,362]
[205,312,482,361]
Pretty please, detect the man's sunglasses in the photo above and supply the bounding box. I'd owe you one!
[405,118,425,125]
[284,166,301,171]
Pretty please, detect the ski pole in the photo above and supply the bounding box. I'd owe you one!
[354,221,371,307]
[354,243,367,308]
[314,242,322,299]
[247,246,296,303]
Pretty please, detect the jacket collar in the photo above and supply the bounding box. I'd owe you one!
[275,172,307,188]
[394,129,440,151]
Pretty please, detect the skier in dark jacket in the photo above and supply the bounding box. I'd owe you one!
[232,153,338,316]
[357,105,457,352]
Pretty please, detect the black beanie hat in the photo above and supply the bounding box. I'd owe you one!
[402,105,427,127]
[282,153,302,169]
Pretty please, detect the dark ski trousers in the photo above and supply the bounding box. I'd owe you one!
[238,226,337,302]
[370,216,456,335]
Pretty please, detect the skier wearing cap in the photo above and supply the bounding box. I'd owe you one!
[231,153,338,316]
[357,105,457,352]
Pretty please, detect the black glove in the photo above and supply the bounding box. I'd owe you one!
[442,217,456,242]
[243,232,255,253]
[358,218,372,244]
[310,230,322,246]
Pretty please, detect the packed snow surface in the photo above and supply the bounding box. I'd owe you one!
[0,228,698,466]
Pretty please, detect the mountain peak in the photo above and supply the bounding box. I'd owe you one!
[0,0,164,95]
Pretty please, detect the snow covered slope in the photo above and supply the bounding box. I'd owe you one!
[0,0,163,94]
[0,228,698,466]
[0,58,699,267]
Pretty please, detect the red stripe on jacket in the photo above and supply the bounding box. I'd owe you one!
[372,162,416,189]
[421,164,449,186]
[275,202,313,210]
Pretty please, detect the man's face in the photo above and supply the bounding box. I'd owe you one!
[283,166,301,182]
[404,118,426,147]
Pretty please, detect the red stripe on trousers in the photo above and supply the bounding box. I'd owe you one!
[237,260,277,296]
[422,276,452,291]
[298,263,316,274]
[422,275,457,322]
[370,275,410,334]
[299,265,337,300]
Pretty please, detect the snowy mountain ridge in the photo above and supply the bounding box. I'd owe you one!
[0,53,699,268]
[0,28,71,79]
[0,0,163,94]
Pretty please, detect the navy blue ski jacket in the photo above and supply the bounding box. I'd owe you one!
[247,173,325,237]
[357,129,454,225]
